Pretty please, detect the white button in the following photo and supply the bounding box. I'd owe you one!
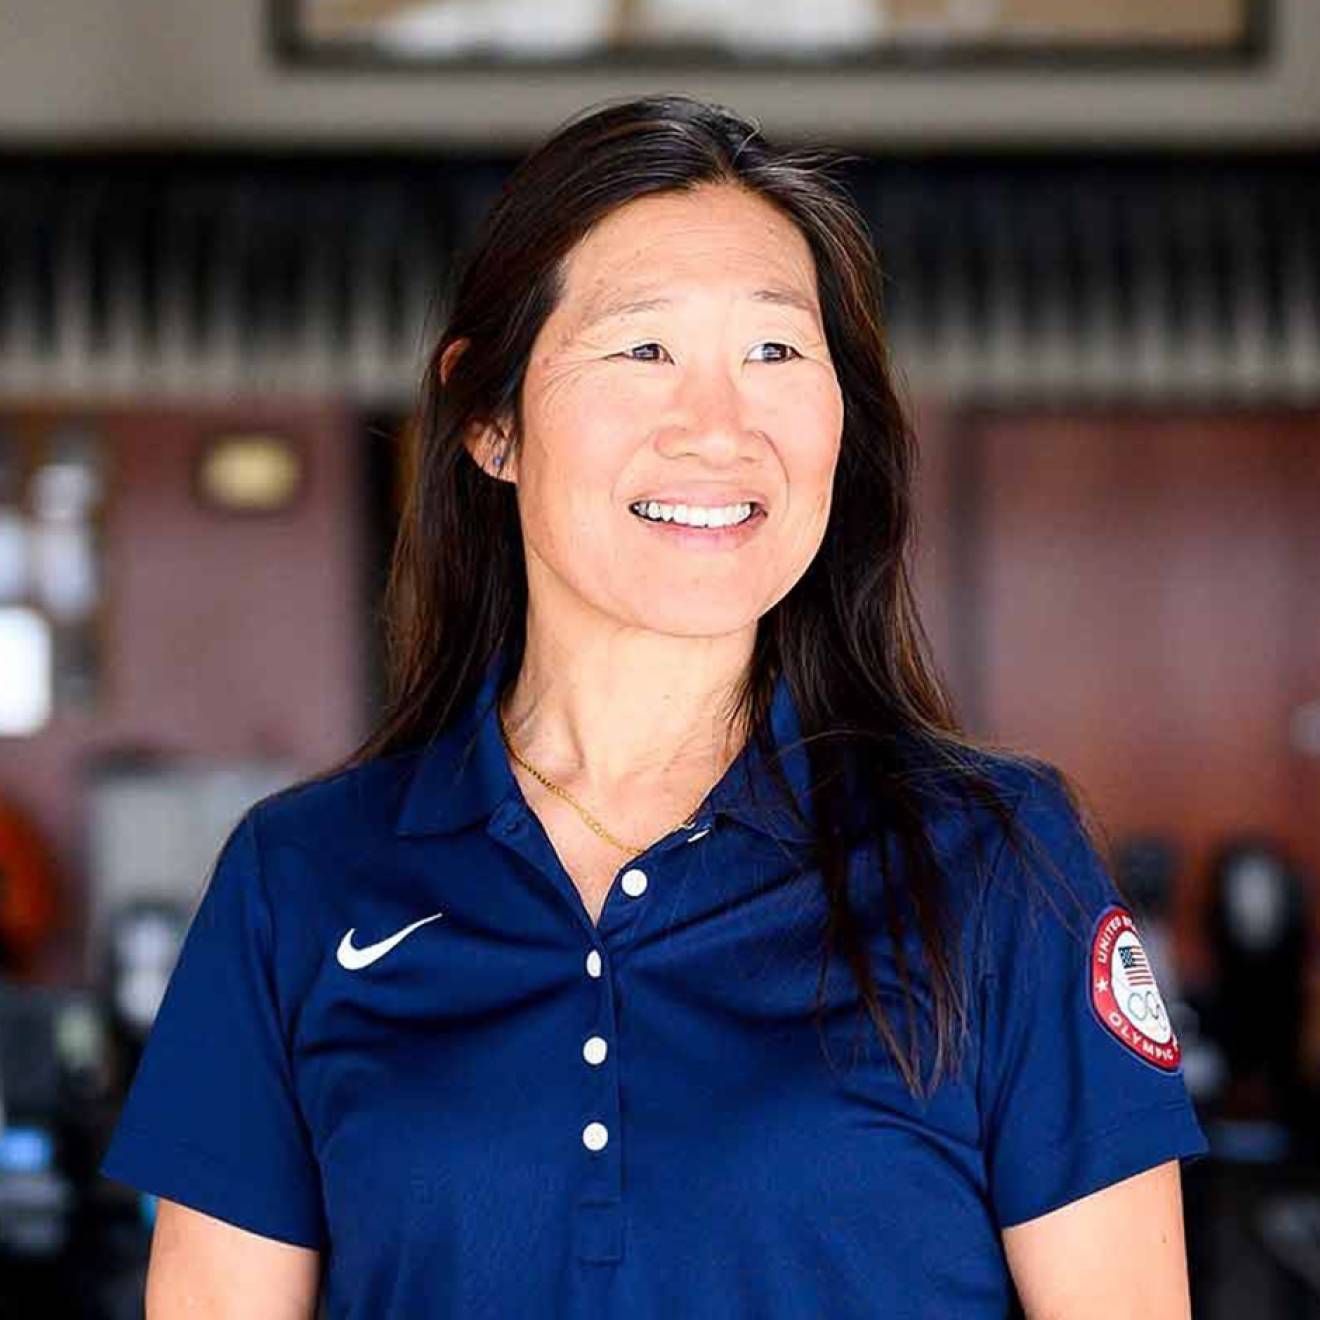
[620,868,648,898]
[585,949,602,978]
[582,1035,608,1065]
[582,1121,609,1151]
[687,826,711,842]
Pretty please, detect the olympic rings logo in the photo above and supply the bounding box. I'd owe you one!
[1125,989,1165,1024]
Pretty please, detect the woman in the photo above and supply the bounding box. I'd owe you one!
[99,94,1207,1318]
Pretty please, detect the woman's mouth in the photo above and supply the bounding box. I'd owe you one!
[626,499,769,550]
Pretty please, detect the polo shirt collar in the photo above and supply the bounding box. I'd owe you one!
[394,646,813,844]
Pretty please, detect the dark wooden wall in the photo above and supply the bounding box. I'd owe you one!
[913,406,1320,1061]
[0,401,368,980]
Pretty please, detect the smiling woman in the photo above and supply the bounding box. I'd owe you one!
[98,94,1206,1319]
[450,181,845,636]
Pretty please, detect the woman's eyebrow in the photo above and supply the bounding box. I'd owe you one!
[573,285,820,335]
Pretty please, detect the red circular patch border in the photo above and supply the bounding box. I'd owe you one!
[1088,903,1182,1074]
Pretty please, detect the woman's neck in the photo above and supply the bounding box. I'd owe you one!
[498,632,754,807]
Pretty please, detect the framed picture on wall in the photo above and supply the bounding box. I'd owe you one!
[271,0,1268,71]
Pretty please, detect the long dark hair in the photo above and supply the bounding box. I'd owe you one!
[319,93,1105,1098]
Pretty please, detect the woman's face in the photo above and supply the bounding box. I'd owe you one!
[486,182,844,641]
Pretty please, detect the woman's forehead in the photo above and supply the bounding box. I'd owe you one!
[557,194,819,323]
[569,187,809,271]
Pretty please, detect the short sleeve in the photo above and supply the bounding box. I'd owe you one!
[98,808,326,1249]
[976,766,1209,1229]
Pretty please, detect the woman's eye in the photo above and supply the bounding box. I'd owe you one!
[750,342,801,363]
[616,343,669,363]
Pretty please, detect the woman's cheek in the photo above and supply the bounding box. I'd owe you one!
[762,366,840,422]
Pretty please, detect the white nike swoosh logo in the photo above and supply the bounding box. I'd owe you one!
[336,909,446,971]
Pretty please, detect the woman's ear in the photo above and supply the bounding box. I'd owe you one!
[438,336,468,388]
[472,424,516,483]
[440,337,517,483]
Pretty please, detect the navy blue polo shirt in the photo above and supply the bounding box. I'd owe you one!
[99,648,1208,1317]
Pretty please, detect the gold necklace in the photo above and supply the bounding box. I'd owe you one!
[497,700,715,857]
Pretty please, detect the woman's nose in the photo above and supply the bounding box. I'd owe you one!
[667,367,756,452]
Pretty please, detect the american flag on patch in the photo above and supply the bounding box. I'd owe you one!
[1118,944,1155,986]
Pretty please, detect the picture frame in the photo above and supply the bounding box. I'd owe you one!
[270,0,1269,73]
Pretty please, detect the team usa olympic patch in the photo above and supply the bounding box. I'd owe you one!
[1088,904,1181,1073]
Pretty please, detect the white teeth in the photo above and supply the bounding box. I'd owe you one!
[630,500,756,528]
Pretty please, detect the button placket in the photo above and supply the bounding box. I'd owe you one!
[572,833,708,1262]
[576,934,624,1262]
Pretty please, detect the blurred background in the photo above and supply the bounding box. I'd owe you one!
[0,0,1318,1315]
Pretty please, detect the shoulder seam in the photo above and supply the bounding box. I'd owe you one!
[974,768,1044,967]
[986,769,1042,886]
[242,806,290,1044]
